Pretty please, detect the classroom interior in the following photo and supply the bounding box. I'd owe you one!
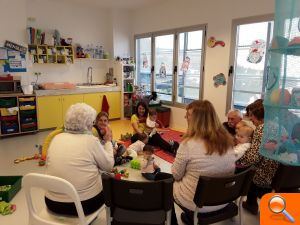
[0,0,297,224]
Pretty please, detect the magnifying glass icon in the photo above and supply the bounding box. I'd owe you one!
[268,195,295,223]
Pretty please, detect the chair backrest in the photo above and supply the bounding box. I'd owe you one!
[193,167,255,207]
[272,163,300,192]
[22,173,86,225]
[101,173,173,211]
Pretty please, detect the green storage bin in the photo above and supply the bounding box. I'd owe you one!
[0,176,22,202]
[0,98,17,108]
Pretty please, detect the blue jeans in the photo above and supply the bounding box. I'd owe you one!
[142,168,161,180]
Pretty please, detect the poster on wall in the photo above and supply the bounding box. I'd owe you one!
[0,48,27,73]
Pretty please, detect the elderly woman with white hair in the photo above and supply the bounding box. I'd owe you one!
[45,103,114,215]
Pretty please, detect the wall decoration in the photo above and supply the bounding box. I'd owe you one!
[142,53,148,68]
[180,56,190,73]
[159,62,166,78]
[207,37,225,48]
[247,39,266,64]
[213,73,226,87]
[0,48,26,73]
[4,40,27,54]
[0,48,8,60]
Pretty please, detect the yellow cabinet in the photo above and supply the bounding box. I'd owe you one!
[83,93,103,113]
[37,96,63,129]
[61,94,84,121]
[84,92,121,119]
[37,94,83,129]
[104,92,121,119]
[38,92,120,129]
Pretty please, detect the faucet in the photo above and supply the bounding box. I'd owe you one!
[87,67,93,85]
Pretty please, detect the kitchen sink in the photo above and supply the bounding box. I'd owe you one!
[76,84,107,88]
[76,83,117,88]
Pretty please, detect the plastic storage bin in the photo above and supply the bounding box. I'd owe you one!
[0,176,22,202]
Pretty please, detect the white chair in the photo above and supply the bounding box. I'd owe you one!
[23,173,103,225]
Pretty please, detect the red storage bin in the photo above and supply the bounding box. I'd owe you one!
[150,106,171,128]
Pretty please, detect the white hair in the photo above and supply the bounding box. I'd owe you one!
[64,103,96,132]
[227,109,243,118]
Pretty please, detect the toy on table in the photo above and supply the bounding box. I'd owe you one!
[111,168,129,179]
[130,159,141,170]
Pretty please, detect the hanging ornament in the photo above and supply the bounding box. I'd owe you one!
[142,53,148,68]
[159,62,167,78]
[247,39,266,64]
[180,56,190,73]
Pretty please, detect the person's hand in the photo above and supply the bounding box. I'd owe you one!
[103,127,112,142]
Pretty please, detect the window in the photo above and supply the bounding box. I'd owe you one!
[135,25,206,105]
[136,37,152,93]
[227,16,274,111]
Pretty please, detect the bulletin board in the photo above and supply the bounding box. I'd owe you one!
[0,47,27,73]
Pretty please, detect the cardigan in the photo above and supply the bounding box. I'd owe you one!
[172,138,236,212]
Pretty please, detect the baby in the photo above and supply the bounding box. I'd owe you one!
[145,109,162,137]
[234,125,254,160]
[126,133,148,157]
[141,145,161,180]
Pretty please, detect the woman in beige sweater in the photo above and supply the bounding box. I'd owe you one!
[171,100,236,224]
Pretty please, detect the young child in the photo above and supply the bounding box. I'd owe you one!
[141,145,161,180]
[145,109,162,137]
[234,125,254,160]
[235,120,256,132]
[126,133,148,156]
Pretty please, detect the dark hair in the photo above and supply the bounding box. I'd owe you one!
[246,99,263,116]
[148,108,157,116]
[143,144,154,153]
[135,101,148,118]
[137,133,148,141]
[95,111,109,122]
[251,105,264,121]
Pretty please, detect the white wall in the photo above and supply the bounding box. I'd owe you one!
[23,0,113,85]
[0,0,27,45]
[0,0,133,85]
[111,9,133,58]
[132,0,275,128]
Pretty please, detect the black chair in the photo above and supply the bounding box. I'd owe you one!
[179,166,255,225]
[101,173,173,225]
[271,163,300,193]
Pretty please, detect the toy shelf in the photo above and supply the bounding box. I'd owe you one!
[28,44,74,64]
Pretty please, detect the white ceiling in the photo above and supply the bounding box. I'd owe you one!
[53,0,165,10]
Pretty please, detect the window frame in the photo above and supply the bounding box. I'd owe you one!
[134,24,207,108]
[226,14,274,113]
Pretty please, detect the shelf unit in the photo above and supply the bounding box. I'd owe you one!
[122,64,135,119]
[260,0,300,165]
[28,44,74,64]
[0,94,38,137]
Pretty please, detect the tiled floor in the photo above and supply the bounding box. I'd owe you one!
[0,119,259,225]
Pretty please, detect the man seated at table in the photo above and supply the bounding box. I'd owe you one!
[223,109,243,136]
